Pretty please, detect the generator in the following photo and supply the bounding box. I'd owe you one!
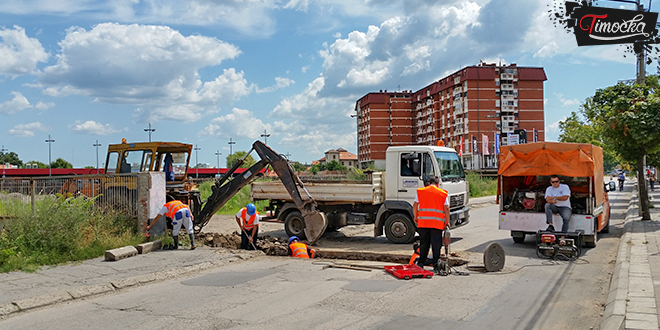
[536,231,583,260]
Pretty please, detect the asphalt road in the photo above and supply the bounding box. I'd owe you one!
[0,192,628,330]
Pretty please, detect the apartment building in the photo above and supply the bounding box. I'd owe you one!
[355,63,547,169]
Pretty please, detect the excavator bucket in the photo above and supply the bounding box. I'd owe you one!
[304,211,327,245]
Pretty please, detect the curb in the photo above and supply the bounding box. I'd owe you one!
[601,190,638,330]
[0,250,262,318]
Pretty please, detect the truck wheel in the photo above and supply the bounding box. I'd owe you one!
[284,211,306,239]
[384,213,416,244]
[601,208,611,234]
[512,236,525,244]
[585,218,597,248]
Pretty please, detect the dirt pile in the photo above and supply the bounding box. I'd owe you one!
[198,231,289,256]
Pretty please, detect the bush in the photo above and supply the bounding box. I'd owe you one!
[0,195,146,273]
[466,172,497,198]
[197,181,268,215]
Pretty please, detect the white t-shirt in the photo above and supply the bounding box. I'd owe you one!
[545,183,572,209]
[236,208,260,226]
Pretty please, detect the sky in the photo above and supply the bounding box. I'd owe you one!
[0,0,656,168]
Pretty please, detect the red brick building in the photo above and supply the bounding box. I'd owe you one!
[355,63,547,169]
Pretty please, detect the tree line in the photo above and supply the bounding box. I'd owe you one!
[0,151,73,169]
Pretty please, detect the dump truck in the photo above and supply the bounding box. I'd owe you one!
[497,142,612,247]
[251,144,470,244]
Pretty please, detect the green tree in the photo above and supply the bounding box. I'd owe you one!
[50,158,73,169]
[309,163,326,175]
[290,162,308,172]
[558,111,619,171]
[25,161,48,169]
[0,151,23,168]
[226,151,256,168]
[582,77,660,219]
[325,160,347,171]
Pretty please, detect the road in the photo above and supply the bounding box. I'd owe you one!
[0,191,628,330]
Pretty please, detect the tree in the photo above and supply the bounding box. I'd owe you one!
[309,163,326,175]
[25,160,48,169]
[558,111,618,171]
[325,160,347,171]
[582,77,660,220]
[0,151,23,168]
[50,158,73,169]
[226,151,256,168]
[290,162,308,172]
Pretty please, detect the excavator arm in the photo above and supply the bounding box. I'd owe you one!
[193,141,327,244]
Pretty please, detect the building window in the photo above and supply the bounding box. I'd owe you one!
[333,155,336,159]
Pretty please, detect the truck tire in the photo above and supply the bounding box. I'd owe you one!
[384,213,416,244]
[512,236,525,244]
[585,218,598,248]
[284,211,306,239]
[601,208,611,234]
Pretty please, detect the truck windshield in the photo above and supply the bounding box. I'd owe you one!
[434,151,465,181]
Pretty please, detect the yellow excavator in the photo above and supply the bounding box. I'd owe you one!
[101,139,327,244]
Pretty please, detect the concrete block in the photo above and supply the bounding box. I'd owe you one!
[13,291,72,311]
[68,283,115,299]
[105,246,138,261]
[135,240,162,254]
[0,303,19,316]
[600,314,624,330]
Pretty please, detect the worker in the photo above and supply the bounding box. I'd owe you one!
[408,242,433,266]
[164,153,174,181]
[413,175,450,273]
[544,175,572,232]
[288,236,316,258]
[236,203,259,250]
[146,197,196,250]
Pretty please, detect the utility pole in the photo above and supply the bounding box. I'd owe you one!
[215,150,222,174]
[45,135,55,176]
[260,129,271,145]
[93,140,101,172]
[228,138,236,167]
[1,145,7,178]
[194,145,201,179]
[144,123,156,142]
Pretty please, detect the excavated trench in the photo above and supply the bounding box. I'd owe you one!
[197,232,469,267]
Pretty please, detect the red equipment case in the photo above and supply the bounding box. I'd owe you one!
[384,265,434,280]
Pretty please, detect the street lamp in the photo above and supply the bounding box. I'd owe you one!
[93,140,101,172]
[215,150,222,174]
[1,145,7,178]
[45,135,55,176]
[260,129,271,145]
[194,145,201,178]
[144,123,156,142]
[228,138,236,167]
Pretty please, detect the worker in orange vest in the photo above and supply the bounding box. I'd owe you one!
[408,242,433,266]
[288,236,316,258]
[413,176,450,273]
[235,203,259,250]
[146,197,196,250]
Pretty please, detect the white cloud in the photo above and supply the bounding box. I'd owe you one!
[38,23,245,122]
[35,101,55,110]
[0,26,48,77]
[555,93,580,107]
[546,116,567,133]
[8,122,47,137]
[0,92,32,114]
[256,77,295,93]
[274,120,356,156]
[201,108,271,140]
[69,120,126,135]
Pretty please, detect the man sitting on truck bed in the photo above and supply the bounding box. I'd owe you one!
[544,175,572,232]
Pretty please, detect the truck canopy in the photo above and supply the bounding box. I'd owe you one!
[498,142,604,205]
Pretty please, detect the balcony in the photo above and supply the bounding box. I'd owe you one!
[501,83,514,90]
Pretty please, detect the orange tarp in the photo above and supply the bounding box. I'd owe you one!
[498,142,604,204]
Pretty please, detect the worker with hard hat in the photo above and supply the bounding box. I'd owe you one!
[413,175,450,273]
[287,236,316,259]
[146,197,196,250]
[236,203,260,250]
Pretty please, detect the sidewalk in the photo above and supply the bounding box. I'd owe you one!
[0,195,496,319]
[602,184,660,330]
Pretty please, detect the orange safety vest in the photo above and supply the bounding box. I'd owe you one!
[409,253,420,265]
[289,242,310,258]
[241,208,257,230]
[164,200,188,218]
[416,185,448,230]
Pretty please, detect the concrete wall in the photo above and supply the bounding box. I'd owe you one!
[137,172,165,235]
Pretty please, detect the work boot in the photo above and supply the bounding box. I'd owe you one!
[189,233,196,250]
[546,225,555,232]
[173,236,179,250]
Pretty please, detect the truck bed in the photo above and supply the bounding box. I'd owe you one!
[251,177,383,204]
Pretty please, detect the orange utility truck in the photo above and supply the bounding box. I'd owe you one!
[497,142,612,248]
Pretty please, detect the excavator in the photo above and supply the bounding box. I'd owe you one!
[72,139,327,244]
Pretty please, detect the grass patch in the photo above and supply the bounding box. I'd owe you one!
[197,181,268,215]
[466,172,498,198]
[0,195,146,273]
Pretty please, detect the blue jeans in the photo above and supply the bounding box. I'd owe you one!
[545,203,572,232]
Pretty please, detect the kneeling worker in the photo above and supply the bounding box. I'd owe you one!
[147,198,196,250]
[408,242,433,266]
[288,236,315,258]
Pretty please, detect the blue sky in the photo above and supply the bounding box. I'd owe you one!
[0,0,654,168]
